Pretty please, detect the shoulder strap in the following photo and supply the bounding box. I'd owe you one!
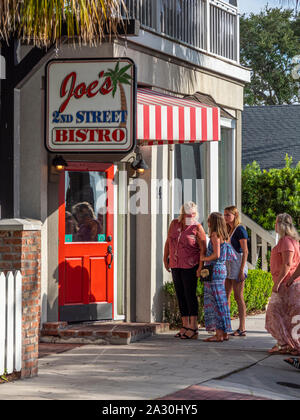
[230,225,239,240]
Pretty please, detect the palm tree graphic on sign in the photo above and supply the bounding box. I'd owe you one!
[104,61,133,128]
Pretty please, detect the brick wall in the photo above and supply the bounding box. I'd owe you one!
[0,222,41,378]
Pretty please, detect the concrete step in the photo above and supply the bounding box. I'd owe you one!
[40,321,170,345]
[232,313,266,330]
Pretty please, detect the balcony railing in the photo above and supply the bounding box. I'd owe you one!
[122,0,239,63]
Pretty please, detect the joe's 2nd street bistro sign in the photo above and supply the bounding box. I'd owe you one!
[45,58,136,153]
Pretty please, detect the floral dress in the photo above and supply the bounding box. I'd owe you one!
[204,240,237,333]
[265,236,300,352]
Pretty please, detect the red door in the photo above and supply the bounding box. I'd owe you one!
[58,162,115,322]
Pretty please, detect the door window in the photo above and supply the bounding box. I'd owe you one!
[65,171,107,243]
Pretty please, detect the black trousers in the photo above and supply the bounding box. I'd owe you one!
[171,265,199,317]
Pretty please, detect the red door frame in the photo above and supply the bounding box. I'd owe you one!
[58,162,115,320]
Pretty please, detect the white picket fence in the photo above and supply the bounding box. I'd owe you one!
[0,271,22,376]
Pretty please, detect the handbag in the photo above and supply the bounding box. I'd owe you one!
[199,264,214,282]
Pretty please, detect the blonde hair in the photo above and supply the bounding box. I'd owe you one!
[208,212,229,242]
[178,201,198,224]
[276,213,299,241]
[224,205,241,235]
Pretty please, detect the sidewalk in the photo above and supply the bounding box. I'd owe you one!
[0,314,299,400]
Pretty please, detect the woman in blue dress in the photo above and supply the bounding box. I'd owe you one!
[200,212,237,342]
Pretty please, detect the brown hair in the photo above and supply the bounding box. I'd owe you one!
[72,202,96,220]
[224,205,241,235]
[208,212,229,242]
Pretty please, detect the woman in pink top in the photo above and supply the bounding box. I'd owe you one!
[164,202,207,339]
[265,213,300,356]
[284,262,300,369]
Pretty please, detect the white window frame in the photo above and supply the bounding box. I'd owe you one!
[209,118,236,214]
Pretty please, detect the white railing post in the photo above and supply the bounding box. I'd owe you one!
[206,0,211,53]
[6,272,14,375]
[261,240,268,272]
[0,271,23,376]
[0,272,6,376]
[251,230,257,267]
[14,271,22,373]
[154,0,161,33]
[236,7,240,63]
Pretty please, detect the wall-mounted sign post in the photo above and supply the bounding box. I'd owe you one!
[45,58,136,153]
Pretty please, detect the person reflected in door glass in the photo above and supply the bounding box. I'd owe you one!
[72,202,101,242]
[65,211,78,236]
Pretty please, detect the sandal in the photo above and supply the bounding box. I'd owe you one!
[174,327,188,338]
[268,344,296,355]
[230,329,246,337]
[181,328,198,340]
[284,358,300,370]
[288,349,300,356]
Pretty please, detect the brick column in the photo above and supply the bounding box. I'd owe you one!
[0,219,42,378]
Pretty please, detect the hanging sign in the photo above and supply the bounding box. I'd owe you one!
[45,58,136,153]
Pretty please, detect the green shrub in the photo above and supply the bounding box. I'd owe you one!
[163,269,273,328]
[242,155,300,231]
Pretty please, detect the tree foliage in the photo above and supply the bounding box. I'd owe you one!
[242,155,300,231]
[240,7,300,105]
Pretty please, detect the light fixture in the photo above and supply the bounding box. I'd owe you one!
[130,147,149,175]
[52,155,68,171]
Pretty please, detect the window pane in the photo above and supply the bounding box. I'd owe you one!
[65,171,107,243]
[174,143,207,225]
[218,128,234,212]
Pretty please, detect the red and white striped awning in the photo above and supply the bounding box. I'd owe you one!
[137,88,220,145]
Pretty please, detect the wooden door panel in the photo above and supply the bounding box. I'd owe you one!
[89,257,107,302]
[64,258,84,304]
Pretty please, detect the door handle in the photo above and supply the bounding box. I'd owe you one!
[107,245,114,269]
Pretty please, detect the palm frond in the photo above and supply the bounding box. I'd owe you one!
[117,76,132,85]
[117,63,132,76]
[0,0,127,48]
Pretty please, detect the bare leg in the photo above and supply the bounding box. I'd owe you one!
[179,316,189,334]
[175,316,189,337]
[183,316,198,338]
[189,315,198,331]
[216,329,225,340]
[225,279,233,308]
[181,316,198,339]
[233,281,246,332]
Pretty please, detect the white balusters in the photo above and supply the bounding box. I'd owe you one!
[0,271,22,376]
